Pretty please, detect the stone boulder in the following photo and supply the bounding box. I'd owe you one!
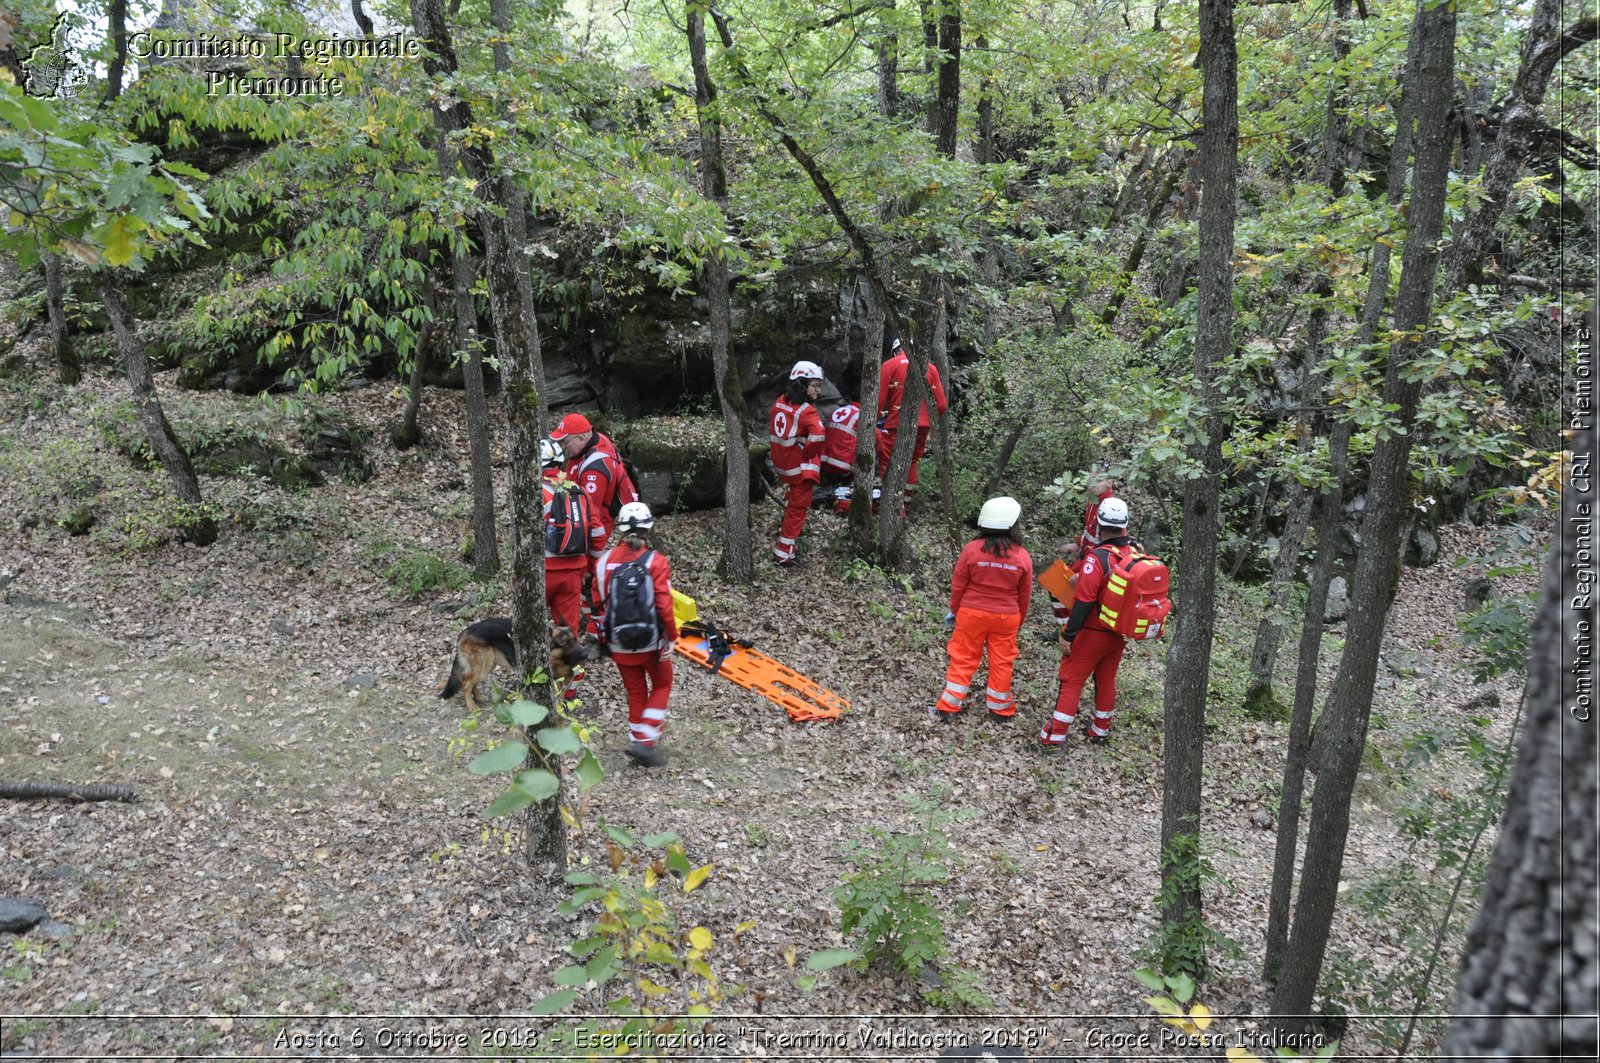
[610,415,771,513]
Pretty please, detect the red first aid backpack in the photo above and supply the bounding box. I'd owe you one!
[1092,544,1172,640]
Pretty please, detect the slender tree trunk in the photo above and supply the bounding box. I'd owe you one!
[1242,481,1313,717]
[43,253,78,385]
[688,3,752,584]
[453,249,500,578]
[391,284,437,451]
[99,278,216,546]
[850,285,886,553]
[351,0,376,38]
[1264,0,1411,980]
[1272,0,1456,1023]
[411,0,558,867]
[1441,384,1596,1058]
[1100,165,1183,329]
[103,0,127,105]
[1157,0,1237,973]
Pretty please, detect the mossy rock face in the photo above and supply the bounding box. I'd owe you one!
[610,415,767,512]
[302,413,372,484]
[194,439,323,489]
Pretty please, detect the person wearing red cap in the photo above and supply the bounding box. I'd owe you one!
[875,337,948,505]
[550,412,639,550]
[769,361,826,567]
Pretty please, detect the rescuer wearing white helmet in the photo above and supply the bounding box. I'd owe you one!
[931,497,1034,723]
[540,435,604,641]
[590,501,678,767]
[769,360,827,568]
[1038,495,1136,751]
[1042,473,1120,642]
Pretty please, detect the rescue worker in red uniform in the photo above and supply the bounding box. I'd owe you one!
[769,361,826,567]
[933,497,1033,721]
[818,399,862,513]
[1045,476,1118,639]
[591,502,678,767]
[539,439,605,636]
[1038,496,1134,750]
[875,337,948,504]
[551,412,637,548]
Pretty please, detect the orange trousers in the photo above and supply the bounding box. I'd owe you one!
[935,607,1022,717]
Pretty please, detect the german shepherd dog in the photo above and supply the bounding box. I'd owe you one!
[439,619,596,711]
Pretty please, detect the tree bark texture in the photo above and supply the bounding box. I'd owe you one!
[103,0,127,105]
[0,781,136,802]
[1264,2,1423,981]
[410,0,560,867]
[1441,0,1591,296]
[99,278,217,546]
[453,251,500,578]
[43,252,78,386]
[849,285,886,553]
[1440,409,1597,1060]
[1272,0,1456,1023]
[688,4,752,584]
[391,284,437,451]
[1157,0,1237,959]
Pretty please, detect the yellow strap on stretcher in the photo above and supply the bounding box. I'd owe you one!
[670,588,846,722]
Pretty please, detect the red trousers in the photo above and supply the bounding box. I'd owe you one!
[545,565,584,634]
[936,608,1022,717]
[774,478,815,561]
[875,425,931,496]
[1038,627,1125,744]
[613,652,673,747]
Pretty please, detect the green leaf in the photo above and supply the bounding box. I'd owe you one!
[535,725,583,755]
[574,750,604,793]
[482,788,536,818]
[603,825,634,847]
[512,769,560,801]
[101,215,137,267]
[528,988,579,1016]
[552,965,589,986]
[643,832,679,848]
[468,741,528,775]
[806,949,860,971]
[1169,971,1196,1003]
[1134,969,1167,992]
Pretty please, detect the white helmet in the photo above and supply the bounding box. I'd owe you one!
[790,360,823,380]
[1097,496,1130,529]
[977,496,1022,531]
[539,438,562,467]
[616,501,655,532]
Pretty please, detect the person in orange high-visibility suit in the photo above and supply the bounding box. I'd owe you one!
[1038,496,1134,750]
[769,361,826,567]
[932,496,1033,721]
[876,337,948,505]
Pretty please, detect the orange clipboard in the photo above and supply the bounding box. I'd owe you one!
[1038,558,1078,606]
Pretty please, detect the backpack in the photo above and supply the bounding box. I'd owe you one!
[605,550,660,651]
[1091,544,1172,640]
[545,483,594,557]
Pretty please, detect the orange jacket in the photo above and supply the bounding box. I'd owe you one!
[950,539,1033,617]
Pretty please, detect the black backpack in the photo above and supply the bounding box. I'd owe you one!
[605,551,659,651]
[545,483,593,557]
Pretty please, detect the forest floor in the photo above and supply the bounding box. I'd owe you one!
[0,359,1538,1062]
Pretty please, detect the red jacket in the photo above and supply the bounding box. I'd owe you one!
[821,402,861,475]
[769,397,824,484]
[591,541,678,659]
[1076,484,1118,557]
[950,539,1033,617]
[563,431,635,535]
[877,352,949,433]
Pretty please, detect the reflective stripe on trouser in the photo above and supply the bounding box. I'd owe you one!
[941,607,1022,717]
[1038,626,1125,743]
[774,479,815,561]
[617,655,673,746]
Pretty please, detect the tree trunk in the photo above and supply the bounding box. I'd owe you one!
[1242,480,1313,718]
[688,4,752,585]
[98,278,217,546]
[849,285,886,554]
[103,0,128,105]
[1441,0,1593,295]
[1271,0,1456,1023]
[410,0,559,867]
[1265,3,1419,977]
[391,284,437,451]
[1440,397,1596,1059]
[351,0,376,38]
[43,253,78,386]
[1157,0,1237,975]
